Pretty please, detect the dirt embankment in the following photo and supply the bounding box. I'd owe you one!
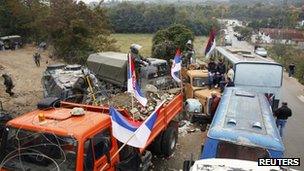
[0,45,56,116]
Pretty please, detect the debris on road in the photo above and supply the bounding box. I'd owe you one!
[179,120,196,136]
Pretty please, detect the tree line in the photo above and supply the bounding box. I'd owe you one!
[223,3,304,29]
[107,3,220,36]
[1,0,303,63]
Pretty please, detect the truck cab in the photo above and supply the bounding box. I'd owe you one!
[140,58,173,89]
[0,93,183,171]
[0,104,119,171]
[184,70,220,115]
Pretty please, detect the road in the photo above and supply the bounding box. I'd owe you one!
[282,74,304,170]
[228,26,304,170]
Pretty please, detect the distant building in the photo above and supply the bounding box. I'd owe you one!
[299,20,304,27]
[257,28,304,46]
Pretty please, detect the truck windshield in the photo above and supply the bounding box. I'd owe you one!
[216,141,269,161]
[0,127,77,171]
[192,77,208,87]
[157,63,168,76]
[146,63,169,79]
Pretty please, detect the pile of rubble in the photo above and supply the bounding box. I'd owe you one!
[101,85,181,121]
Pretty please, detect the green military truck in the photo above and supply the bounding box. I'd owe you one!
[87,52,175,92]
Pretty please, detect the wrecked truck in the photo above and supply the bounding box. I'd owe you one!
[0,93,183,171]
[87,52,175,92]
[41,64,103,104]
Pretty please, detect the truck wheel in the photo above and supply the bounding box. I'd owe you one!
[148,131,163,155]
[161,125,178,157]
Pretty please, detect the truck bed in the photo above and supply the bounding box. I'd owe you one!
[60,93,183,151]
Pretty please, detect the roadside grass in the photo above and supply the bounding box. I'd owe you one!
[112,33,207,59]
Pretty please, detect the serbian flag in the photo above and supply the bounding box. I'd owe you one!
[171,49,182,83]
[127,53,148,106]
[204,29,216,58]
[110,101,165,148]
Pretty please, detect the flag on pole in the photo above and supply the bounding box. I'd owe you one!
[110,101,165,148]
[204,29,216,58]
[171,49,182,83]
[127,53,148,106]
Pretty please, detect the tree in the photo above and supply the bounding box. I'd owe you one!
[151,24,194,61]
[0,0,49,42]
[234,26,253,41]
[46,0,116,64]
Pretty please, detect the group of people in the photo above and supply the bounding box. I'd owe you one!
[206,58,234,92]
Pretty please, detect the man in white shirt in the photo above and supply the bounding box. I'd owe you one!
[227,65,234,82]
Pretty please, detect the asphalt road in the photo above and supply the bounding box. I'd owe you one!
[282,74,304,170]
[228,26,304,170]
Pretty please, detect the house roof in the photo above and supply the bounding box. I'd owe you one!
[260,28,304,41]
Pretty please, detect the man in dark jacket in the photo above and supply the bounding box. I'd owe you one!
[2,74,15,96]
[207,58,217,88]
[274,102,292,138]
[33,52,41,67]
[288,63,296,77]
[216,58,226,87]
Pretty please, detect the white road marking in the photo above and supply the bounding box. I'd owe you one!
[297,95,304,103]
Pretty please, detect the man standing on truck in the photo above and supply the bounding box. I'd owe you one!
[183,40,196,66]
[130,44,151,83]
[274,102,292,138]
[2,74,15,96]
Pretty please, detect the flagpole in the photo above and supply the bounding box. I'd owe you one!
[100,101,166,171]
[179,71,183,94]
[131,92,134,121]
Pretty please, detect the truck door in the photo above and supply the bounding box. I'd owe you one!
[83,129,118,171]
[184,75,193,98]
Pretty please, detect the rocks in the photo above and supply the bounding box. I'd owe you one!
[101,88,181,121]
[145,84,158,93]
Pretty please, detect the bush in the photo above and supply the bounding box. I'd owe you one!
[269,44,304,84]
[152,24,194,61]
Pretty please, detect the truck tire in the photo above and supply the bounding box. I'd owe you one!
[148,131,163,155]
[161,125,178,157]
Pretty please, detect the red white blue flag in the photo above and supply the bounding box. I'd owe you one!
[171,49,182,83]
[110,101,165,148]
[205,29,216,58]
[127,53,148,106]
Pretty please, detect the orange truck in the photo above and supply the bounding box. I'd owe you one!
[0,94,183,171]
